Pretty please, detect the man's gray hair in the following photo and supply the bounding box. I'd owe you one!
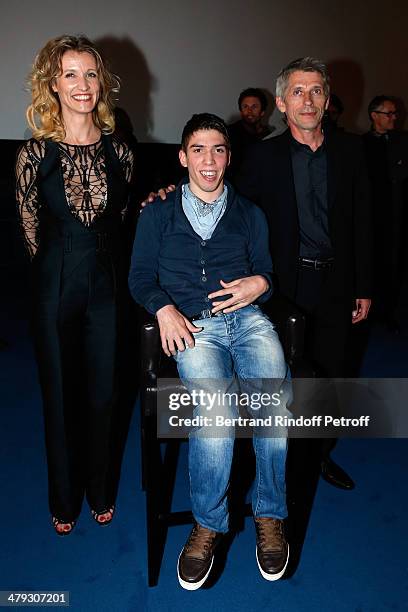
[276,57,330,99]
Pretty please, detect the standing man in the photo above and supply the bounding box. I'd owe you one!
[228,88,272,174]
[129,114,291,589]
[363,96,408,330]
[235,57,372,490]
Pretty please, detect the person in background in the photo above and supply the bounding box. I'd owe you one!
[363,96,408,331]
[228,87,272,173]
[16,35,133,535]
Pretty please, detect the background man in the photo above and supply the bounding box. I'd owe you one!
[129,114,291,590]
[235,57,372,490]
[228,87,272,173]
[363,96,408,331]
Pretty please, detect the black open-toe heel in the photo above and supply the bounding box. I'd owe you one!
[52,516,76,536]
[91,505,115,526]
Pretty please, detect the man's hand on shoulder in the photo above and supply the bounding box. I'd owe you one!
[208,275,269,314]
[140,184,176,208]
[156,304,203,356]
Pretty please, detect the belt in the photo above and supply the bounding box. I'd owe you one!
[61,232,114,253]
[298,256,334,270]
[190,308,223,321]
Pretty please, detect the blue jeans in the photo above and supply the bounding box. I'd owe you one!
[174,305,291,533]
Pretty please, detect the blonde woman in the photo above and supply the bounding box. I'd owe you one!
[16,35,133,535]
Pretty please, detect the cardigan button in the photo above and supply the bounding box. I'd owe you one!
[201,276,207,282]
[201,240,206,246]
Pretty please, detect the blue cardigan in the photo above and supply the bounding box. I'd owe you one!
[128,180,274,317]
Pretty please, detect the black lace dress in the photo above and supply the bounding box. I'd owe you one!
[16,135,133,521]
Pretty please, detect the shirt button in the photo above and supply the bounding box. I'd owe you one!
[201,276,207,282]
[201,240,206,246]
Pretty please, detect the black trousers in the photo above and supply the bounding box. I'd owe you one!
[33,253,118,521]
[295,266,350,458]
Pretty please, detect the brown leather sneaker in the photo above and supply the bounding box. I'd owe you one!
[177,523,223,590]
[254,517,289,581]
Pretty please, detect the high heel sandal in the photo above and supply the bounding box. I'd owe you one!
[52,516,76,536]
[91,505,115,526]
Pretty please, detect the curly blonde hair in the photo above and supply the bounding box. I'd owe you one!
[27,35,119,141]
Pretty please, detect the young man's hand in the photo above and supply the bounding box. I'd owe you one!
[140,184,176,208]
[156,305,203,356]
[208,275,269,314]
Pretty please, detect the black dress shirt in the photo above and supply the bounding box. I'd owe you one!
[290,136,333,258]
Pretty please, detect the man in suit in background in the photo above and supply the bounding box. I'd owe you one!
[363,96,408,331]
[235,57,372,490]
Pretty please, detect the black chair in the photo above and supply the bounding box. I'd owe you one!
[139,296,307,587]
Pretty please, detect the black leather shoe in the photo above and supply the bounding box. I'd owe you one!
[321,458,355,490]
[254,517,289,581]
[177,523,223,590]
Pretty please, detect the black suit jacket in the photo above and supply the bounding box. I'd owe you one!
[363,130,408,234]
[234,129,372,305]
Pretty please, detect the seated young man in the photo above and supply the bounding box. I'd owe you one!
[128,113,290,590]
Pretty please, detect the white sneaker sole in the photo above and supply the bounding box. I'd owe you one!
[177,551,214,590]
[256,544,289,581]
